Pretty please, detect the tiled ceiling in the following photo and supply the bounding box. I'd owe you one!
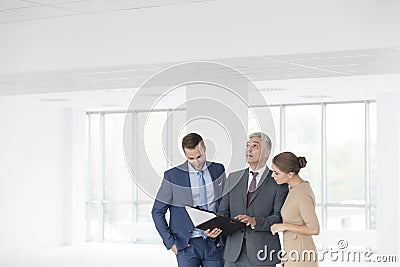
[1,47,400,97]
[0,0,212,24]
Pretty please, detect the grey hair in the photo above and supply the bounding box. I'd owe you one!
[248,132,272,152]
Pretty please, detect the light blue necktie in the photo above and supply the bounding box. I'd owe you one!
[198,170,208,211]
[197,170,209,239]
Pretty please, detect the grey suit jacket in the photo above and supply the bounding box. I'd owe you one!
[217,167,289,265]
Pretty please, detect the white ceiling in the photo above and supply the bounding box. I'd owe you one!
[2,72,400,111]
[1,47,400,110]
[1,1,400,110]
[0,0,211,24]
[1,47,400,95]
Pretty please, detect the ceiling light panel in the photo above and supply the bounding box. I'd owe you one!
[0,0,203,23]
[29,0,86,4]
[55,0,127,13]
[0,0,40,10]
[320,62,400,75]
[0,11,27,23]
[217,56,295,70]
[71,69,160,80]
[6,5,80,19]
[269,49,380,62]
[112,0,195,9]
[268,48,400,71]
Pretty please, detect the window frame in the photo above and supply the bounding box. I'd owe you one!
[86,101,376,242]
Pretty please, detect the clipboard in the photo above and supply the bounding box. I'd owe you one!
[185,206,246,236]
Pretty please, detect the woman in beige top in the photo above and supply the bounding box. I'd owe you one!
[270,152,320,267]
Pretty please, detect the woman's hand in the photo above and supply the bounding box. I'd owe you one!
[270,223,287,235]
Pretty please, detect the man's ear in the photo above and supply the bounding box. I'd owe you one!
[265,150,271,160]
[202,144,206,154]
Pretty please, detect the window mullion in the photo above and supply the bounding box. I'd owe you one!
[132,111,139,223]
[99,112,105,241]
[280,105,285,151]
[365,101,371,229]
[321,104,327,229]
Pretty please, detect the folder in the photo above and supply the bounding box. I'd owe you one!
[185,206,246,236]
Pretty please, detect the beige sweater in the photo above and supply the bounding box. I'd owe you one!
[281,182,320,267]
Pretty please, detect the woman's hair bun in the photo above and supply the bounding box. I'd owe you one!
[298,157,307,168]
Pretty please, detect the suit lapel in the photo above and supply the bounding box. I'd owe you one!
[206,161,225,203]
[207,163,218,201]
[177,161,193,206]
[240,169,250,208]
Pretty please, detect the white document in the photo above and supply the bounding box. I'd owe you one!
[185,206,216,226]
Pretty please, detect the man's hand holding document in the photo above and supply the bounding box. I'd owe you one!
[185,206,246,236]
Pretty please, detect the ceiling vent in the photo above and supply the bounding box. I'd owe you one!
[257,87,287,92]
[298,95,330,99]
[40,98,71,102]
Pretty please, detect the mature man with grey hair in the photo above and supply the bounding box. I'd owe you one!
[207,132,288,267]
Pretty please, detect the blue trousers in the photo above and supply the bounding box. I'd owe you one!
[176,237,224,267]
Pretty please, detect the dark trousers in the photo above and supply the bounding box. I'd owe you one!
[176,237,224,267]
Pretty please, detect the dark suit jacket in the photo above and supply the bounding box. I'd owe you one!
[217,167,288,265]
[151,161,226,250]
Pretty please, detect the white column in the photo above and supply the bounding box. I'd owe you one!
[186,81,249,172]
[376,92,400,256]
[65,108,87,245]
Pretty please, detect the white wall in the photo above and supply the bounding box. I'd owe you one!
[0,100,86,249]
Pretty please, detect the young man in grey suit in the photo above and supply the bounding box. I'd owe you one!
[207,132,288,267]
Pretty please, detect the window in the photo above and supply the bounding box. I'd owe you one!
[285,105,322,202]
[86,110,180,242]
[86,101,377,242]
[277,102,376,231]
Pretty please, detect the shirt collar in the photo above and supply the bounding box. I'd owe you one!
[188,161,207,173]
[248,165,267,177]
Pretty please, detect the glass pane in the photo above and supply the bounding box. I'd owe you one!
[88,114,100,200]
[104,203,135,242]
[248,106,280,152]
[285,105,322,203]
[326,103,365,204]
[370,206,377,230]
[315,205,322,225]
[104,113,134,201]
[137,111,168,199]
[86,203,100,241]
[327,207,366,230]
[270,106,280,152]
[137,204,153,223]
[138,189,153,202]
[171,110,187,167]
[314,205,323,250]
